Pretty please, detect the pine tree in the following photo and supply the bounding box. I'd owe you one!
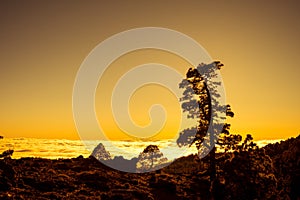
[136,145,168,173]
[177,61,241,182]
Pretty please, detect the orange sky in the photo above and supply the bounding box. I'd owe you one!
[0,1,299,140]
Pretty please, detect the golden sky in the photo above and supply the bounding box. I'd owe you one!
[0,1,299,140]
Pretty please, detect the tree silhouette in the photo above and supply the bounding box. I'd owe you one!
[0,136,13,158]
[238,134,258,152]
[222,136,278,199]
[216,120,243,153]
[264,135,300,199]
[177,61,242,182]
[136,145,168,173]
[91,143,111,161]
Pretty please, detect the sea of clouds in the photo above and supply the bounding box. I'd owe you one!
[0,138,283,160]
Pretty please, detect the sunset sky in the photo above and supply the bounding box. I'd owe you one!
[0,1,299,141]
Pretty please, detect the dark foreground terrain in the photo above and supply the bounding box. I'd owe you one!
[1,155,212,200]
[0,135,299,200]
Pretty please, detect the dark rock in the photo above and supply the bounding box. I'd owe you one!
[36,180,56,192]
[111,194,126,200]
[0,175,12,191]
[42,192,61,200]
[0,161,15,180]
[77,171,109,191]
[101,193,110,200]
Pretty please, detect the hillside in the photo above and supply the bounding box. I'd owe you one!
[0,135,299,199]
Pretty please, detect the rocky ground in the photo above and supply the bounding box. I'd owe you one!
[0,135,299,199]
[0,155,211,200]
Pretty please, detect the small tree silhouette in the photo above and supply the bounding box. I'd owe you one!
[0,150,14,159]
[91,143,111,161]
[217,123,243,153]
[239,134,258,151]
[0,136,13,159]
[136,145,168,173]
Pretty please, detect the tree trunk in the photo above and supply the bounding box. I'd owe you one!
[204,80,216,183]
[209,146,216,182]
